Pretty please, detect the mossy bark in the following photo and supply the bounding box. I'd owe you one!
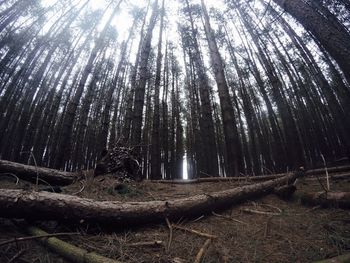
[26,226,121,263]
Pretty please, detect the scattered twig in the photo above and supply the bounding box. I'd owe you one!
[20,151,39,190]
[194,239,211,263]
[172,225,218,239]
[199,171,211,177]
[165,217,173,253]
[146,191,157,200]
[0,173,19,185]
[262,166,274,175]
[37,177,55,192]
[126,240,163,247]
[259,203,282,213]
[241,208,280,216]
[0,232,80,247]
[191,215,205,222]
[7,249,26,263]
[264,216,273,238]
[211,211,247,225]
[314,172,329,193]
[320,153,330,191]
[308,205,321,212]
[72,180,85,195]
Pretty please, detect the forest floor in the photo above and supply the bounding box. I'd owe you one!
[0,171,349,263]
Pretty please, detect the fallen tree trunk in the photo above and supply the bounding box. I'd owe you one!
[314,252,350,263]
[199,174,289,182]
[0,170,304,226]
[331,172,350,180]
[154,171,350,184]
[0,160,77,185]
[300,191,350,209]
[151,165,350,184]
[26,226,122,263]
[306,165,350,176]
[150,173,293,184]
[0,160,78,185]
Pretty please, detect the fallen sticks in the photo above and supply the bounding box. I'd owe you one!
[194,239,211,263]
[171,225,218,239]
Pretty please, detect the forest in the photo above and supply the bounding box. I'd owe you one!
[0,0,350,262]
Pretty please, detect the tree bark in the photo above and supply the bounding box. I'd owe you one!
[0,160,77,185]
[150,0,165,179]
[26,226,121,263]
[300,191,350,209]
[150,165,350,183]
[182,0,219,178]
[131,0,159,147]
[305,165,350,175]
[150,174,288,183]
[272,0,350,85]
[201,0,241,176]
[331,173,350,180]
[314,252,350,263]
[0,171,303,225]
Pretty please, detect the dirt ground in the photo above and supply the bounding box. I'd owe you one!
[0,172,349,263]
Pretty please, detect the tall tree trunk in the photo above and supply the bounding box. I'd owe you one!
[272,0,350,84]
[131,0,159,149]
[201,0,241,176]
[150,0,165,179]
[183,0,219,177]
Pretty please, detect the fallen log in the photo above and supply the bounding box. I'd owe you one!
[300,191,350,209]
[150,173,292,184]
[151,165,350,184]
[331,172,350,180]
[26,226,122,263]
[314,252,350,263]
[0,170,304,226]
[306,165,350,176]
[0,160,77,185]
[199,174,287,182]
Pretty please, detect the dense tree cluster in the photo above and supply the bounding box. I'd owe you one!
[0,0,349,179]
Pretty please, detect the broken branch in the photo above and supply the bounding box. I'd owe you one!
[194,239,212,263]
[172,225,217,239]
[0,232,79,247]
[25,226,122,263]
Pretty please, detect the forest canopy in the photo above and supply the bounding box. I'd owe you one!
[0,0,349,180]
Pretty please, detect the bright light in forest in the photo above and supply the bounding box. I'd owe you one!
[183,153,188,180]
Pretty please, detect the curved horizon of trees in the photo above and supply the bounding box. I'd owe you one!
[0,0,349,179]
